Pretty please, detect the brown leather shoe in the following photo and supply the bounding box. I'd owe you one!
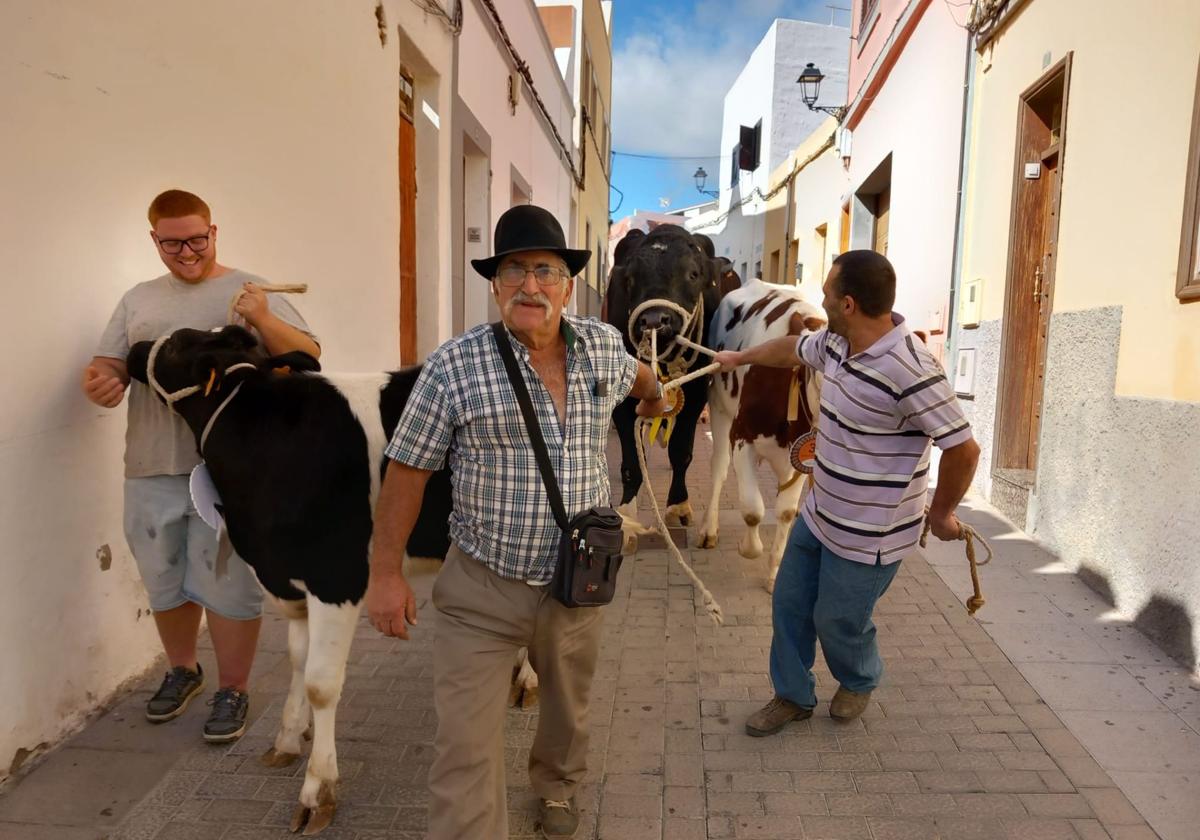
[745,695,813,737]
[540,796,578,838]
[830,686,872,721]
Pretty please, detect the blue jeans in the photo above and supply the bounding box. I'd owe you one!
[770,517,900,708]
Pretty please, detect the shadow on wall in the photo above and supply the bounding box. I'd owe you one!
[1025,306,1200,674]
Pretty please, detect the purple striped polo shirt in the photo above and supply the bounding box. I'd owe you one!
[795,313,973,565]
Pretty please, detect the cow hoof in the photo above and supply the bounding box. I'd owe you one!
[698,530,718,549]
[261,747,301,767]
[292,782,337,834]
[303,803,337,835]
[290,802,337,835]
[665,501,693,528]
[738,538,763,559]
[520,685,540,709]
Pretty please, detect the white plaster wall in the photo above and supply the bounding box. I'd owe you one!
[458,0,577,329]
[0,0,455,779]
[845,1,968,352]
[707,20,847,277]
[788,142,849,301]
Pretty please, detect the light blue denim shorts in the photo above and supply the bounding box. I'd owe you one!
[123,475,263,620]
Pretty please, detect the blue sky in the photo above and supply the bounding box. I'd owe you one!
[608,0,850,218]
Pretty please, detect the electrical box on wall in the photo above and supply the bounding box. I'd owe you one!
[953,348,977,396]
[959,278,982,328]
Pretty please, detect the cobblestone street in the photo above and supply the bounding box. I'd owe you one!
[1,430,1193,840]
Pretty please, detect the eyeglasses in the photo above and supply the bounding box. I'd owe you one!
[495,265,569,287]
[156,229,212,255]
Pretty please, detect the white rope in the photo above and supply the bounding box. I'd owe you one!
[628,297,704,374]
[146,336,201,405]
[226,282,308,325]
[148,284,308,415]
[625,295,726,625]
[635,414,724,625]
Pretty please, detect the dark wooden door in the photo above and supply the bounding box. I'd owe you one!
[995,56,1071,476]
[399,71,418,364]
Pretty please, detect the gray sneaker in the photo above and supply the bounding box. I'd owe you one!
[745,695,813,736]
[539,796,579,838]
[145,665,205,722]
[203,687,249,743]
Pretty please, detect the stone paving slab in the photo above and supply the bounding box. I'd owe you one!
[0,431,1182,839]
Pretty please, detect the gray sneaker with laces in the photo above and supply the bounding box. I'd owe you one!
[145,664,205,722]
[203,687,249,743]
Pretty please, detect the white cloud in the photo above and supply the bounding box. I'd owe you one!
[611,1,829,157]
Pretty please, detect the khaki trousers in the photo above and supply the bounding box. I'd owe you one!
[426,545,604,840]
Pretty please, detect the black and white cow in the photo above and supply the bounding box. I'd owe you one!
[126,325,452,834]
[603,224,735,527]
[700,278,826,590]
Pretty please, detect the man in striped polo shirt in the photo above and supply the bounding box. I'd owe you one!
[713,250,980,732]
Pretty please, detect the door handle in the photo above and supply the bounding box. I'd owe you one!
[1033,265,1043,302]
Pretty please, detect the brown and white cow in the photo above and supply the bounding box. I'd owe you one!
[699,279,825,590]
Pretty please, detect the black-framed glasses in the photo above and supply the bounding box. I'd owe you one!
[156,228,212,255]
[496,265,569,287]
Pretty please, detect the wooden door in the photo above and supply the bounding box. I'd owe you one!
[995,56,1071,477]
[399,70,418,364]
[839,205,850,254]
[872,186,891,255]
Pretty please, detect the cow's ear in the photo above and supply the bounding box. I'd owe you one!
[692,233,715,259]
[126,341,151,384]
[217,324,259,351]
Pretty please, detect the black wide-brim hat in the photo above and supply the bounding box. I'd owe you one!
[471,204,592,280]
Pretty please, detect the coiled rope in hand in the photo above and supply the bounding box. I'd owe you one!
[918,513,993,615]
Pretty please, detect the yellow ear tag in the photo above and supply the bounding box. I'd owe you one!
[203,368,217,397]
[787,368,802,422]
[661,415,676,445]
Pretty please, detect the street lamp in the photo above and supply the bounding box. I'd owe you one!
[693,167,719,199]
[797,63,847,121]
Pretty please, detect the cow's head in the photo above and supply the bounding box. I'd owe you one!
[128,325,260,405]
[606,224,721,348]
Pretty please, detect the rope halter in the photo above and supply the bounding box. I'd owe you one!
[627,297,705,374]
[145,334,258,407]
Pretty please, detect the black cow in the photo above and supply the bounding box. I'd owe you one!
[603,224,732,527]
[127,325,451,834]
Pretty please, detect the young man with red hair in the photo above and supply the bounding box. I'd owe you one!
[82,189,319,742]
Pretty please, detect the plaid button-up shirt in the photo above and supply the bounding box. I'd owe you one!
[385,315,639,582]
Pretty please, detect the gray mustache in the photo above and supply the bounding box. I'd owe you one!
[511,292,550,308]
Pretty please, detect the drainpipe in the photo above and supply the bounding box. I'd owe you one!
[945,31,977,359]
[783,168,795,283]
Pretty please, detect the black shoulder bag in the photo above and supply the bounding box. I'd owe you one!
[490,322,625,607]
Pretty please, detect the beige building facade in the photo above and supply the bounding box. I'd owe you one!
[537,0,614,317]
[952,0,1200,671]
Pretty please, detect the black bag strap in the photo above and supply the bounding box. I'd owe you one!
[490,322,570,531]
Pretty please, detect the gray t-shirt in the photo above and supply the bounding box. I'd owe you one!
[96,269,316,478]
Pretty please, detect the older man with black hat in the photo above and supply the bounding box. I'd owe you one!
[366,204,669,839]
